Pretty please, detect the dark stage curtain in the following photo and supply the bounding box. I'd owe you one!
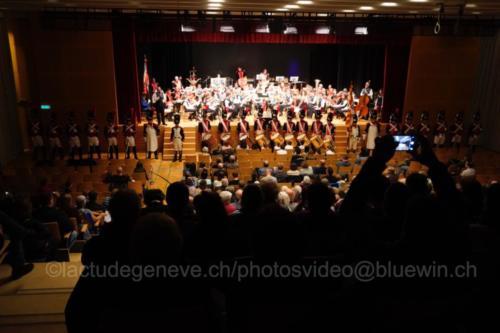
[139,43,385,95]
[112,18,141,123]
[383,43,410,121]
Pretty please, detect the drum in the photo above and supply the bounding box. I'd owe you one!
[201,133,212,141]
[297,133,306,141]
[221,133,231,142]
[310,135,323,149]
[239,133,248,141]
[284,134,295,141]
[271,132,284,146]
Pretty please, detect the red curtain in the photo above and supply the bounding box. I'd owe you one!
[112,18,141,123]
[136,31,410,45]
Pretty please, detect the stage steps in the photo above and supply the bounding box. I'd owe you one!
[163,126,197,161]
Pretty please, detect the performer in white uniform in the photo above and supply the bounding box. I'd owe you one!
[67,112,82,161]
[365,113,379,153]
[124,117,138,159]
[105,112,119,160]
[48,113,64,161]
[87,111,101,160]
[144,116,160,159]
[170,114,185,162]
[348,116,361,153]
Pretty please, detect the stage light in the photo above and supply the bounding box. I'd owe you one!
[297,1,313,4]
[354,26,368,35]
[465,3,477,8]
[342,9,355,13]
[284,25,298,34]
[317,13,328,17]
[409,0,428,2]
[256,24,270,33]
[277,8,289,12]
[208,3,222,8]
[206,11,218,15]
[220,25,235,32]
[40,104,52,110]
[381,2,398,7]
[181,24,196,32]
[285,5,300,9]
[315,26,330,34]
[208,0,224,2]
[359,6,374,10]
[472,11,481,15]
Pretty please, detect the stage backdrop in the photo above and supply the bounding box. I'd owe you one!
[137,43,385,95]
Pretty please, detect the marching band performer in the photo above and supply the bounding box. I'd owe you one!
[402,112,415,135]
[184,92,200,120]
[164,90,175,121]
[253,110,267,150]
[48,113,64,161]
[332,94,349,119]
[124,117,138,159]
[433,111,447,148]
[347,116,361,154]
[218,110,231,145]
[268,111,283,152]
[417,112,431,139]
[323,113,336,155]
[198,111,212,150]
[29,109,45,162]
[144,115,160,159]
[468,112,482,153]
[236,112,250,149]
[67,112,82,161]
[295,110,309,148]
[365,113,380,155]
[310,111,324,154]
[386,113,399,136]
[170,114,185,162]
[283,110,296,149]
[87,111,101,160]
[373,89,384,115]
[450,112,464,152]
[105,112,119,160]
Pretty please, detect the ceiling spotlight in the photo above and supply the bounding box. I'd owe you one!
[359,6,374,10]
[284,25,298,34]
[277,8,289,12]
[297,1,313,4]
[285,4,300,9]
[354,26,368,35]
[381,2,398,7]
[208,0,224,2]
[256,24,270,33]
[181,24,196,32]
[465,3,477,8]
[315,26,330,34]
[342,9,355,13]
[409,0,428,2]
[208,3,222,8]
[220,25,235,33]
[317,13,328,17]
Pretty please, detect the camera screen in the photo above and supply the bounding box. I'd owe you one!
[393,135,415,151]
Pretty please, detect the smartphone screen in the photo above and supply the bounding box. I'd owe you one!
[393,135,416,151]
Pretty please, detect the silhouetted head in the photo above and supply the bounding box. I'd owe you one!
[166,182,189,211]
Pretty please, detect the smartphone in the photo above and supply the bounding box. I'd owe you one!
[393,135,416,151]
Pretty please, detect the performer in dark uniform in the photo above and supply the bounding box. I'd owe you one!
[28,109,45,162]
[124,117,138,160]
[295,110,309,149]
[48,113,64,161]
[323,112,336,154]
[402,112,415,135]
[450,112,464,152]
[253,110,267,150]
[283,111,296,148]
[105,112,119,160]
[433,111,447,148]
[310,111,324,154]
[67,112,83,161]
[170,114,185,162]
[218,110,231,145]
[468,112,482,153]
[144,115,160,159]
[386,113,399,136]
[373,89,384,116]
[198,111,212,150]
[236,112,250,149]
[417,112,431,139]
[87,111,101,160]
[268,111,282,152]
